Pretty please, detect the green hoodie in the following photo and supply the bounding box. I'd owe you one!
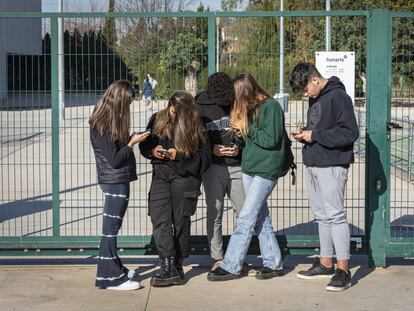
[239,98,286,181]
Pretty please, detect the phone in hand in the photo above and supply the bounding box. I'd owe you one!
[222,143,235,148]
[156,148,170,156]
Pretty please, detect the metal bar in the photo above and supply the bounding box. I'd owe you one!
[365,9,392,267]
[208,15,216,75]
[58,0,65,120]
[0,11,370,19]
[391,12,414,18]
[409,123,413,181]
[325,0,331,51]
[50,17,61,237]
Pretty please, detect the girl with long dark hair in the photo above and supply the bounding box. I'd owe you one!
[90,80,150,290]
[140,91,212,287]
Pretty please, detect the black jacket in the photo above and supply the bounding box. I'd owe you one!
[195,91,241,166]
[303,76,359,167]
[90,127,137,184]
[139,113,212,178]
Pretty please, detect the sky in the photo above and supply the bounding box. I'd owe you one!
[41,0,234,12]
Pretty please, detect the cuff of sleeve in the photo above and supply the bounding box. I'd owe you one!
[311,130,319,142]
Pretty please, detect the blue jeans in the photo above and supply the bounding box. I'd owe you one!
[220,174,283,275]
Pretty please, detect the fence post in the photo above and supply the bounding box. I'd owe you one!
[365,9,391,267]
[208,14,216,76]
[408,122,413,181]
[51,17,61,237]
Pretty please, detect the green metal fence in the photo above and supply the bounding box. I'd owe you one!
[0,10,413,265]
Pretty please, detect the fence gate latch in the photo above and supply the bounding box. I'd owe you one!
[350,237,362,249]
[386,122,403,141]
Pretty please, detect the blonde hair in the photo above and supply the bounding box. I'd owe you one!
[231,73,270,139]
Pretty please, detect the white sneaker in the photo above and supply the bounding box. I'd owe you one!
[106,280,141,291]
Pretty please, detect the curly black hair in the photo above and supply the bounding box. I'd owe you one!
[206,72,235,106]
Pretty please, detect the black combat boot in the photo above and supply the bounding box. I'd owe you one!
[175,257,185,280]
[150,257,183,287]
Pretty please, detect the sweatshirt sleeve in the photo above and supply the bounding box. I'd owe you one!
[93,128,134,169]
[247,100,284,149]
[311,94,359,148]
[175,133,213,176]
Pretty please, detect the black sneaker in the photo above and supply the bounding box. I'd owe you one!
[255,267,284,280]
[297,260,335,280]
[326,268,351,292]
[207,267,240,282]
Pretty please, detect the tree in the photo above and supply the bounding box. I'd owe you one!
[103,0,117,46]
[160,32,206,95]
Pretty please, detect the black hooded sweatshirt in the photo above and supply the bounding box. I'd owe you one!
[303,76,359,167]
[195,91,241,167]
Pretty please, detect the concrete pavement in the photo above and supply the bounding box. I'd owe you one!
[0,255,413,311]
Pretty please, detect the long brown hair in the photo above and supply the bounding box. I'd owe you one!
[230,73,270,139]
[153,91,205,158]
[89,80,135,145]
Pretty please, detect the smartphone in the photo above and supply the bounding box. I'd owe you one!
[222,143,235,148]
[156,148,170,156]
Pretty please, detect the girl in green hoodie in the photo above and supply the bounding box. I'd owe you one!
[207,73,285,281]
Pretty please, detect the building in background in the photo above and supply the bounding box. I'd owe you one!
[0,1,42,103]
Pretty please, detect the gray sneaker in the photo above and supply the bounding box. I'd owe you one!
[297,260,335,280]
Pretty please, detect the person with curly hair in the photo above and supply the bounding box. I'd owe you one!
[195,72,247,273]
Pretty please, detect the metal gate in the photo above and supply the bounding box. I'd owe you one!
[0,10,412,266]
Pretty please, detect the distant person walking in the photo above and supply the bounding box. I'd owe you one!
[148,73,158,96]
[90,80,150,291]
[142,77,153,106]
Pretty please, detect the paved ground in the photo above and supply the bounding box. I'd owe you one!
[0,255,413,311]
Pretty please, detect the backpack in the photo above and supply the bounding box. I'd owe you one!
[280,129,297,185]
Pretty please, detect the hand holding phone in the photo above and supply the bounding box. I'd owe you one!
[290,128,303,136]
[156,148,170,156]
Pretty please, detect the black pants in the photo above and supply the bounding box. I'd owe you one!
[95,183,130,288]
[149,165,201,259]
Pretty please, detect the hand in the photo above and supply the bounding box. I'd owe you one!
[128,131,150,148]
[220,144,239,157]
[292,130,312,143]
[167,148,177,160]
[290,128,303,136]
[152,145,166,159]
[230,119,242,136]
[213,144,227,157]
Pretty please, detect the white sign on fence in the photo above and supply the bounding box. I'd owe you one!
[315,51,355,104]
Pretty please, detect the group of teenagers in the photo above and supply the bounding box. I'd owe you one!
[89,62,359,293]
